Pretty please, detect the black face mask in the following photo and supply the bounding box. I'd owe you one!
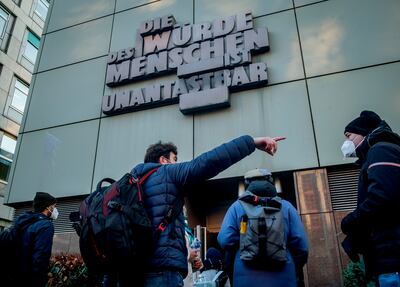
[247,180,277,197]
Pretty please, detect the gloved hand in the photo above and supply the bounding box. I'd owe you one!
[342,236,360,262]
[341,211,357,235]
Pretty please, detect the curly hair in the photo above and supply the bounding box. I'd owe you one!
[144,141,178,163]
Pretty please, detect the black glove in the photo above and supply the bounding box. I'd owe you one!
[341,211,357,235]
[341,236,360,262]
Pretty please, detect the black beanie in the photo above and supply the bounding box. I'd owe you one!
[344,110,382,136]
[203,247,223,270]
[33,192,57,212]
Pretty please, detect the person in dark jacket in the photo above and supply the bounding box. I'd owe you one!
[340,110,400,286]
[218,168,308,287]
[15,192,58,287]
[130,135,284,287]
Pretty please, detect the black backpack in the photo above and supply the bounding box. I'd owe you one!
[76,168,182,273]
[0,216,41,282]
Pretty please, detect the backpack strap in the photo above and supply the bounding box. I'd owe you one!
[258,216,267,259]
[96,178,116,191]
[85,178,116,207]
[133,167,184,237]
[155,196,184,235]
[239,191,282,210]
[133,167,159,202]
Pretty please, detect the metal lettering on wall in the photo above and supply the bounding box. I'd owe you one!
[103,11,270,115]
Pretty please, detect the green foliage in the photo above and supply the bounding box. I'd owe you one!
[46,254,102,287]
[342,260,376,287]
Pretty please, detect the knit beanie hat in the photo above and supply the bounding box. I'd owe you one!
[244,168,272,186]
[33,192,57,212]
[344,110,382,136]
[244,168,277,197]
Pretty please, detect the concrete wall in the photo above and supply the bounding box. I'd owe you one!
[6,0,400,203]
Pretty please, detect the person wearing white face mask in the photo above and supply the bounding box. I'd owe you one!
[341,134,365,158]
[12,192,58,287]
[340,111,400,287]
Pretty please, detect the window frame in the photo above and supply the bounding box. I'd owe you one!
[0,6,9,39]
[34,0,49,21]
[0,134,17,183]
[0,134,17,157]
[10,78,29,113]
[0,5,15,52]
[23,30,40,65]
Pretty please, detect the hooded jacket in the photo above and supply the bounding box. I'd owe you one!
[341,121,400,276]
[15,211,54,287]
[217,181,308,287]
[131,135,255,276]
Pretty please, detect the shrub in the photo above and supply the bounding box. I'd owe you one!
[46,254,102,287]
[342,260,376,287]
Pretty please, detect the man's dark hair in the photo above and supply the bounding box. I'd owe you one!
[144,141,178,163]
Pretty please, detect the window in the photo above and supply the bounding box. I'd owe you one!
[23,31,40,64]
[7,77,29,124]
[35,0,49,21]
[0,6,15,52]
[12,0,21,6]
[0,134,16,182]
[0,7,8,39]
[11,79,29,113]
[0,135,16,159]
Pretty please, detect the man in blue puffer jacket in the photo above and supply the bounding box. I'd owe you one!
[14,192,58,287]
[131,135,284,287]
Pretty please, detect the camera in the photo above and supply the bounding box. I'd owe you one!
[69,211,82,236]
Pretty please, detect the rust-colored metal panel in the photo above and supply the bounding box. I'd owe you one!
[302,213,343,287]
[334,210,352,270]
[295,169,332,214]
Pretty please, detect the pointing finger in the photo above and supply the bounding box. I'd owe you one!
[273,136,286,142]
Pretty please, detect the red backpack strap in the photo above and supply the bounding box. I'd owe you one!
[134,167,159,202]
[138,168,159,184]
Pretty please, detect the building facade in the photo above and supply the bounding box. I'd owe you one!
[0,0,49,229]
[5,0,400,285]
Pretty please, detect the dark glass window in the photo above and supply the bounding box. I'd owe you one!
[0,135,16,182]
[0,6,15,52]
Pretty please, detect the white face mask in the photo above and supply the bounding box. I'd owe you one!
[50,207,59,220]
[341,140,357,158]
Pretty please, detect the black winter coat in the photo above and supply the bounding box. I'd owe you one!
[341,121,400,276]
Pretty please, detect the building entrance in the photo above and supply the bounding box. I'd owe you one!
[185,171,303,284]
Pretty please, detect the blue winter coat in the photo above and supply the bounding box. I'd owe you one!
[131,135,255,276]
[15,211,54,287]
[218,199,308,287]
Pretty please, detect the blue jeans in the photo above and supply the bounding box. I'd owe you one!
[379,272,400,287]
[144,271,184,287]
